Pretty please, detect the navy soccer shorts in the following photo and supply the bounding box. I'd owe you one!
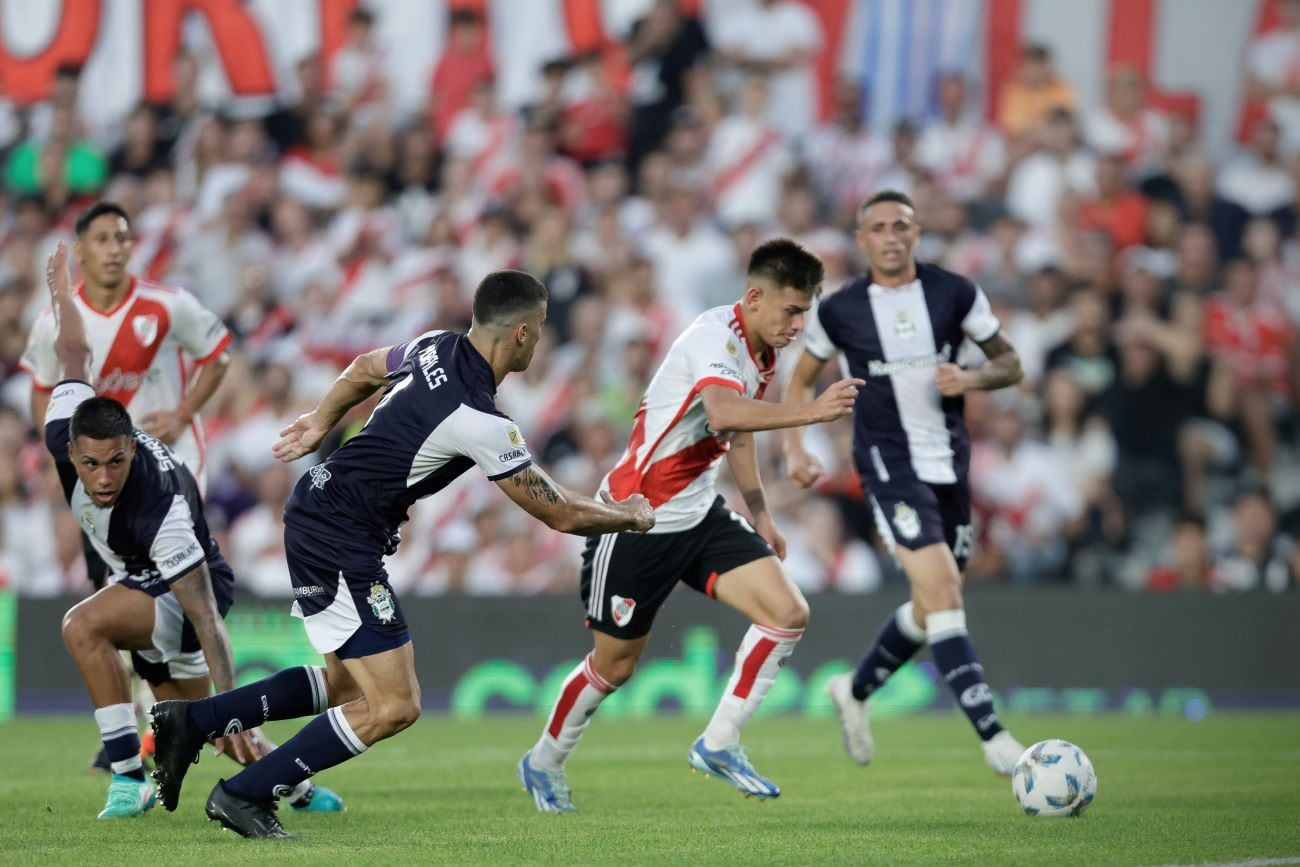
[864,474,974,572]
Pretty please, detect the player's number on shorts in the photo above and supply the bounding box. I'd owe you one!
[952,524,974,561]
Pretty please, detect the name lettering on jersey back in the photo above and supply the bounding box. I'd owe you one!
[416,343,448,391]
[134,430,175,471]
[866,343,953,378]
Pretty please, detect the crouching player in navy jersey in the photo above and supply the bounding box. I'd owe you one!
[518,240,865,812]
[38,243,349,819]
[782,191,1029,776]
[150,269,655,838]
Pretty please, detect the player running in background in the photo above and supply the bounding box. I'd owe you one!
[149,270,655,839]
[782,190,1027,775]
[22,201,231,772]
[518,239,863,812]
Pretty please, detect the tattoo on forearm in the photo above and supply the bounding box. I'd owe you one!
[512,467,561,504]
[742,488,767,515]
[972,333,1023,391]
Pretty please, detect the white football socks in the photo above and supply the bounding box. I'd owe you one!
[702,624,804,750]
[532,653,615,771]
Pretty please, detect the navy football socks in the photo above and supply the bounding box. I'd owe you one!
[927,609,1004,742]
[186,666,328,741]
[225,707,367,801]
[850,603,927,700]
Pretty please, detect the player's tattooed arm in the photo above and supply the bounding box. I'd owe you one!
[970,332,1024,391]
[938,332,1024,396]
[496,464,655,535]
[170,562,239,694]
[510,465,561,505]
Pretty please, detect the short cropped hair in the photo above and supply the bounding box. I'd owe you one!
[858,189,915,221]
[75,201,131,236]
[70,397,134,442]
[472,270,548,327]
[747,238,824,297]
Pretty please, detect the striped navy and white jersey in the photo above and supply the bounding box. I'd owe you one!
[284,330,533,547]
[803,262,1001,485]
[44,380,234,600]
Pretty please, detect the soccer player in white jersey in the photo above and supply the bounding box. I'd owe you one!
[23,201,232,494]
[518,239,865,811]
[22,200,232,774]
[782,190,1028,776]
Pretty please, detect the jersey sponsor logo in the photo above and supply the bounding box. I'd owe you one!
[368,582,397,623]
[132,313,160,347]
[505,423,524,446]
[892,502,921,540]
[309,463,331,490]
[160,541,200,571]
[709,362,742,379]
[960,683,993,708]
[293,585,326,598]
[498,448,528,463]
[96,366,160,395]
[610,595,636,627]
[865,343,954,378]
[893,310,916,340]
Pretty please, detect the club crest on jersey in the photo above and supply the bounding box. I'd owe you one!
[892,502,921,540]
[132,313,159,347]
[893,310,916,340]
[80,506,96,532]
[368,583,396,623]
[610,595,636,627]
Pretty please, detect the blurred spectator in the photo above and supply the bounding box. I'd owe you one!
[329,6,390,129]
[1216,119,1295,230]
[640,182,733,325]
[802,79,889,222]
[1247,0,1300,156]
[1085,66,1170,178]
[1203,259,1294,484]
[997,44,1078,139]
[226,462,294,597]
[1145,513,1216,591]
[712,0,823,140]
[428,8,494,145]
[1211,488,1296,591]
[917,72,1008,205]
[703,74,792,228]
[1005,266,1074,385]
[1078,153,1150,251]
[782,497,881,593]
[971,402,1084,583]
[1005,108,1097,228]
[626,0,711,168]
[1046,288,1120,400]
[559,52,629,166]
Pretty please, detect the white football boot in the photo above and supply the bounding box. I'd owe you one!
[826,673,874,765]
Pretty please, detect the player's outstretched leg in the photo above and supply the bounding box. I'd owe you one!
[520,651,619,813]
[828,602,928,765]
[926,609,1024,775]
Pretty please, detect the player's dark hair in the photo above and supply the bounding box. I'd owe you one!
[472,270,548,327]
[747,238,824,297]
[70,397,133,442]
[859,189,915,219]
[74,201,131,236]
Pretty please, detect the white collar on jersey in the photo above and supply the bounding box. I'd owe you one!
[867,278,921,297]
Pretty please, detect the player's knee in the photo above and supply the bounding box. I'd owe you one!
[601,655,638,687]
[374,698,421,736]
[60,606,99,650]
[769,595,810,631]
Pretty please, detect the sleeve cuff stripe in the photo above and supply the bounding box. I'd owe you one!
[487,459,533,482]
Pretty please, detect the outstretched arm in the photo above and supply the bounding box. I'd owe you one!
[936,332,1023,396]
[780,349,831,488]
[726,431,785,559]
[44,242,94,385]
[495,464,655,535]
[273,346,392,461]
[701,374,861,434]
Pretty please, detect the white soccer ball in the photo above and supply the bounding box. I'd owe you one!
[1011,739,1097,817]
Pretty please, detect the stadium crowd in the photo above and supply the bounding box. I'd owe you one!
[0,1,1296,598]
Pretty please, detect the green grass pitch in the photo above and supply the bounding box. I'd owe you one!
[0,712,1297,864]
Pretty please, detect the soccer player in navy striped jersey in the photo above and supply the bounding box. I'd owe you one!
[149,269,655,838]
[782,190,1028,776]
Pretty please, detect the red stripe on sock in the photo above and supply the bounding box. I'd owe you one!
[547,670,591,739]
[582,654,614,694]
[732,638,778,700]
